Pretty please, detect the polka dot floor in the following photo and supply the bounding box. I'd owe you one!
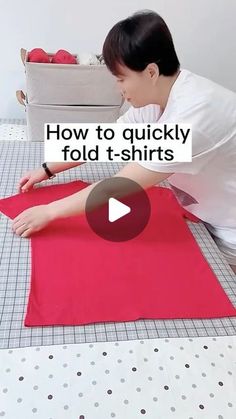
[0,122,236,418]
[0,337,235,419]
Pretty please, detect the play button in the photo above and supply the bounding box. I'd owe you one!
[108,198,131,222]
[85,177,151,242]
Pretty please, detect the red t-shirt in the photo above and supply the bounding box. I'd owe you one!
[0,180,235,326]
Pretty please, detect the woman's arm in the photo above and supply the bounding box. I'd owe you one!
[48,162,172,219]
[46,161,84,174]
[12,162,173,237]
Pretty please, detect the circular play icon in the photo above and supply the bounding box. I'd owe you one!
[85,177,151,242]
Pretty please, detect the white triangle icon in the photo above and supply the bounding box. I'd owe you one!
[108,198,131,223]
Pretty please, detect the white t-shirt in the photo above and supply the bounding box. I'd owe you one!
[117,69,236,244]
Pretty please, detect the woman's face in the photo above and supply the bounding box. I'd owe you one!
[115,63,159,108]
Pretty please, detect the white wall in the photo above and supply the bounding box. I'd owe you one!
[1,0,236,119]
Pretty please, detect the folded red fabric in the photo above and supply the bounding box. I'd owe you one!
[0,180,235,326]
[28,48,77,64]
[28,48,50,63]
[51,49,77,64]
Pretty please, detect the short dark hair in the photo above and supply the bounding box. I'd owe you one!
[102,10,180,76]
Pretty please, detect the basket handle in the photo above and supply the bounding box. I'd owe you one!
[16,90,26,106]
[20,48,27,65]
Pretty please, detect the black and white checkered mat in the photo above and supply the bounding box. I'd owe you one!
[0,140,235,349]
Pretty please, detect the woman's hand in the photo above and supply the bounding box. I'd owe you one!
[18,168,48,193]
[12,205,55,238]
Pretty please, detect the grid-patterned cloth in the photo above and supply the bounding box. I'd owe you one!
[0,140,236,349]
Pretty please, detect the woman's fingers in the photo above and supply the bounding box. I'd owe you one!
[15,223,29,236]
[19,176,29,187]
[21,180,34,192]
[20,227,33,238]
[12,219,25,231]
[18,176,30,192]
